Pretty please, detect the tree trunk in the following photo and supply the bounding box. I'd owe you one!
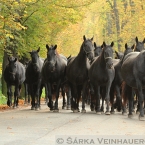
[2,51,8,97]
[113,0,121,51]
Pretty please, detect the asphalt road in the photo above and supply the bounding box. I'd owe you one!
[0,100,145,145]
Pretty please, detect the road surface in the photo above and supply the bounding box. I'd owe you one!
[0,100,145,145]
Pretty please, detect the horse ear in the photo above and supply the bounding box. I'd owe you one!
[143,38,145,43]
[83,35,86,41]
[131,44,135,50]
[103,42,106,48]
[46,44,49,50]
[115,50,118,55]
[125,43,128,49]
[110,41,114,47]
[135,37,138,43]
[14,58,17,62]
[37,47,40,52]
[54,45,57,50]
[94,42,97,49]
[91,36,94,41]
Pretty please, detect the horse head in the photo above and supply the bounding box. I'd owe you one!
[29,47,40,72]
[94,42,103,57]
[102,41,114,69]
[8,57,17,80]
[124,43,134,56]
[115,51,124,59]
[82,35,94,61]
[135,36,145,52]
[46,44,58,72]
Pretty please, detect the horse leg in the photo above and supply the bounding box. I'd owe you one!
[24,82,28,104]
[70,84,75,111]
[13,85,19,109]
[61,86,66,109]
[81,82,88,113]
[30,85,35,110]
[110,84,115,114]
[39,84,43,110]
[35,80,42,111]
[66,85,71,110]
[73,85,78,113]
[47,83,53,111]
[45,83,48,104]
[95,86,101,114]
[105,82,112,115]
[7,84,12,107]
[76,86,82,112]
[135,91,140,114]
[128,88,134,118]
[16,85,22,107]
[136,83,145,120]
[54,80,61,112]
[100,87,105,113]
[142,90,145,114]
[115,85,122,112]
[89,83,95,111]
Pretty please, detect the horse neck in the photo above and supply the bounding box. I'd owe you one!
[77,45,87,63]
[99,50,106,67]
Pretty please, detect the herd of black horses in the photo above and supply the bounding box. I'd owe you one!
[3,35,145,121]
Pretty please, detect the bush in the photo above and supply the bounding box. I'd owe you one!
[0,94,7,105]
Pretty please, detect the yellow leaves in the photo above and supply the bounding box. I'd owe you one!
[6,34,14,39]
[16,23,27,30]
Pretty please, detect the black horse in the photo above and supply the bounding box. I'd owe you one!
[42,45,67,112]
[110,43,134,113]
[89,41,115,115]
[121,37,145,116]
[134,36,145,52]
[19,56,31,104]
[115,51,124,59]
[25,48,44,110]
[4,57,25,108]
[66,35,94,113]
[121,50,145,121]
[94,42,103,57]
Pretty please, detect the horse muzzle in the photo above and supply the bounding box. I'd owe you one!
[106,62,113,69]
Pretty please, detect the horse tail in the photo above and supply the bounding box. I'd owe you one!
[121,81,132,106]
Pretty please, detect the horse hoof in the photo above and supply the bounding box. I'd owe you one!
[136,111,140,115]
[35,108,39,111]
[53,109,59,112]
[81,109,86,113]
[105,111,110,115]
[24,102,27,105]
[67,106,71,110]
[128,114,133,118]
[73,110,79,113]
[110,111,115,114]
[13,106,17,109]
[39,106,41,110]
[91,108,94,111]
[31,107,35,110]
[139,115,145,121]
[96,111,101,115]
[122,112,127,116]
[62,106,66,109]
